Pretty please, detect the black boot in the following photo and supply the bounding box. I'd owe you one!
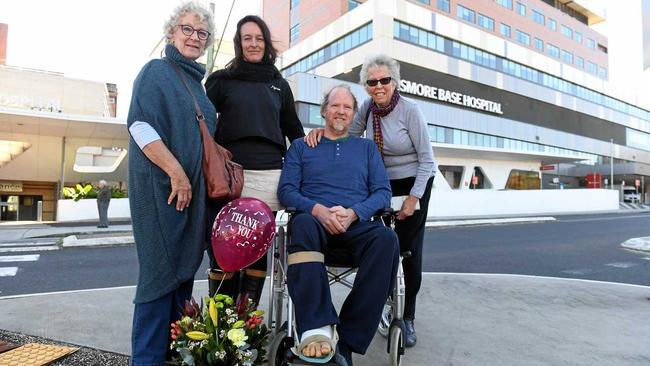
[208,269,240,298]
[241,269,266,308]
[404,319,417,347]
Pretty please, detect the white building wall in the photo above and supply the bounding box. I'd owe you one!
[0,133,62,181]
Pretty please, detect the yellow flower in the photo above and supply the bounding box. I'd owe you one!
[209,299,218,326]
[227,328,248,347]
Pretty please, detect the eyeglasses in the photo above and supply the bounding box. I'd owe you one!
[177,25,210,41]
[366,77,392,87]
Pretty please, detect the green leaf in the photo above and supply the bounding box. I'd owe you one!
[179,348,195,366]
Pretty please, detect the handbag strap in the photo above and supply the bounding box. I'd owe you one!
[164,58,206,124]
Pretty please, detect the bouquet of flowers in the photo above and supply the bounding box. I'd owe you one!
[170,293,270,366]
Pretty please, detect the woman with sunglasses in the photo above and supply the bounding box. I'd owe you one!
[204,15,305,307]
[306,54,436,348]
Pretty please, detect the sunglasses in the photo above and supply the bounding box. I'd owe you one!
[366,77,392,87]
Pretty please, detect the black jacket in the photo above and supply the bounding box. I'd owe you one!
[205,67,305,169]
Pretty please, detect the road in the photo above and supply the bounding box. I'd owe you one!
[1,212,649,297]
[423,212,650,286]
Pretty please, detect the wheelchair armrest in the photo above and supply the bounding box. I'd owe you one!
[379,207,395,219]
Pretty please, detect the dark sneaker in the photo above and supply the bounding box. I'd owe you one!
[404,319,417,347]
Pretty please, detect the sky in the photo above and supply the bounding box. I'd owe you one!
[0,0,261,118]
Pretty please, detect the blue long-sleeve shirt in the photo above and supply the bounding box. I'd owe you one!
[278,136,391,221]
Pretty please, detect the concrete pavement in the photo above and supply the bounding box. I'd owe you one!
[1,275,649,365]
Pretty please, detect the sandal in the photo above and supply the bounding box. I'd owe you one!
[294,325,338,364]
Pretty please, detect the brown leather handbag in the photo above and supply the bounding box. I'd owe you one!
[167,59,244,200]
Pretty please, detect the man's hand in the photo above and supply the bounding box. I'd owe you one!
[330,206,357,231]
[304,128,324,148]
[312,203,346,234]
[396,195,419,220]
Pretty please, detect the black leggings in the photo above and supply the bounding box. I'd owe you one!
[390,176,434,320]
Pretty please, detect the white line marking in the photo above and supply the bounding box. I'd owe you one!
[421,272,650,289]
[605,262,638,269]
[0,246,59,253]
[0,240,58,247]
[0,254,40,262]
[426,217,556,227]
[0,267,18,277]
[0,280,209,300]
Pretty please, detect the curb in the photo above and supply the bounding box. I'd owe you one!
[426,216,556,227]
[61,235,135,248]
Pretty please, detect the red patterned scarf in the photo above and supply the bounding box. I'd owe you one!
[369,90,401,159]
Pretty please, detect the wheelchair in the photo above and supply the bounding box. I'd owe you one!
[265,207,409,366]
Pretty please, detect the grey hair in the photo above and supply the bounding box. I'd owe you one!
[359,54,401,89]
[98,180,107,187]
[163,1,216,51]
[320,84,358,118]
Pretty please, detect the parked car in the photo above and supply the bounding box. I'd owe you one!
[623,187,641,203]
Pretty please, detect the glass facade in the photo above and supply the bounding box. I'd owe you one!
[283,22,373,76]
[428,125,597,162]
[393,20,649,121]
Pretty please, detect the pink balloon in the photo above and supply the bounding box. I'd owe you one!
[211,198,276,272]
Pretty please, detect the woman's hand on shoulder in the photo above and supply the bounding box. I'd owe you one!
[168,166,192,211]
[304,128,324,148]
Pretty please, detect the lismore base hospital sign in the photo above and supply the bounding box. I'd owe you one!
[400,80,503,115]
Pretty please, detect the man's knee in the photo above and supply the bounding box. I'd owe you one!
[289,213,323,252]
[372,226,399,256]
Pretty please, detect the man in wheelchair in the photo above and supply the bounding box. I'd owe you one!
[278,85,400,366]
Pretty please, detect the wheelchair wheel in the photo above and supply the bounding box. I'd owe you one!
[388,323,403,366]
[268,330,293,366]
[378,303,393,338]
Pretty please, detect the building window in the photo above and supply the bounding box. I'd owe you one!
[506,170,541,190]
[437,0,450,12]
[496,0,513,9]
[547,44,559,58]
[284,22,372,76]
[477,14,495,31]
[575,56,584,69]
[415,0,431,4]
[439,165,464,189]
[534,38,543,51]
[306,104,324,126]
[574,31,582,44]
[532,9,545,25]
[561,25,573,38]
[457,4,475,23]
[391,20,650,122]
[598,43,608,54]
[588,61,597,75]
[500,23,511,38]
[516,2,526,16]
[515,30,530,45]
[348,0,361,10]
[587,38,596,49]
[290,0,299,9]
[561,50,573,64]
[290,24,300,44]
[599,66,607,79]
[548,18,557,31]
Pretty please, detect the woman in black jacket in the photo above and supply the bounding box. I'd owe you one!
[205,15,305,305]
